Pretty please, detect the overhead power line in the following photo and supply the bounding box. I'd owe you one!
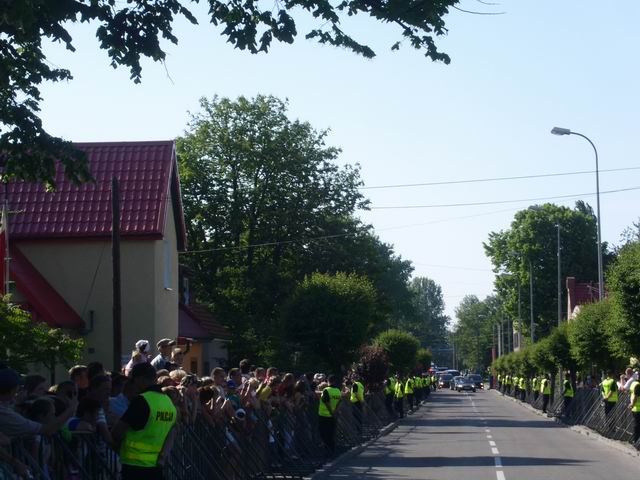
[360,166,640,190]
[370,185,640,210]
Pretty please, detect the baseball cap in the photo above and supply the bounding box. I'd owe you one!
[135,340,150,353]
[0,368,24,390]
[157,338,176,348]
[226,380,237,390]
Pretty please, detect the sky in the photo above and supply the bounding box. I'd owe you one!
[39,1,640,320]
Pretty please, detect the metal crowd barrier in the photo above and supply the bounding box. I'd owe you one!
[496,380,639,449]
[0,391,421,480]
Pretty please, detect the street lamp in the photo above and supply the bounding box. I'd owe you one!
[551,127,604,300]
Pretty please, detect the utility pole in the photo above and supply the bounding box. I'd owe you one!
[557,222,562,326]
[498,320,502,357]
[112,177,122,373]
[508,317,512,353]
[529,258,535,343]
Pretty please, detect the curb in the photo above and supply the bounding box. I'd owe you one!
[490,389,640,459]
[307,401,432,479]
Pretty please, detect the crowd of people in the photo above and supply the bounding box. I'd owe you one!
[495,368,640,446]
[0,338,438,480]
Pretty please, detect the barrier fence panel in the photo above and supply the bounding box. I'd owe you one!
[495,380,640,450]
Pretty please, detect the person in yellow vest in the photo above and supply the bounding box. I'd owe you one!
[519,377,526,402]
[562,372,574,415]
[541,374,551,414]
[600,370,619,416]
[513,375,520,398]
[318,374,342,455]
[112,363,177,480]
[384,376,396,416]
[424,374,431,399]
[532,376,539,401]
[431,374,437,391]
[394,374,405,419]
[629,377,640,445]
[349,377,365,437]
[404,375,415,412]
[414,375,423,406]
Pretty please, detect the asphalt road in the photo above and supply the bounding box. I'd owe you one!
[326,388,639,480]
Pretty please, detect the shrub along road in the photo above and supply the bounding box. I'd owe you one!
[325,388,638,480]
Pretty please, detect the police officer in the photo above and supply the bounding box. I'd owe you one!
[628,376,640,446]
[113,362,177,480]
[519,376,526,402]
[318,374,342,455]
[532,376,539,401]
[384,375,396,416]
[404,375,415,412]
[541,374,551,414]
[562,372,574,415]
[349,376,365,437]
[394,374,405,419]
[600,370,618,416]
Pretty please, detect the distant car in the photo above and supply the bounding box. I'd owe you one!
[450,376,462,390]
[467,374,484,389]
[455,377,476,393]
[446,369,461,377]
[438,374,453,389]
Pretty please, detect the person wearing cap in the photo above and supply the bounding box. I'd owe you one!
[125,340,151,376]
[0,368,78,439]
[151,338,176,371]
[112,362,177,479]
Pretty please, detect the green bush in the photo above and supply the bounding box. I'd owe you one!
[607,242,640,357]
[416,348,433,371]
[281,272,376,373]
[373,329,420,374]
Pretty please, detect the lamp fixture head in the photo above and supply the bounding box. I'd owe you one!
[551,127,571,136]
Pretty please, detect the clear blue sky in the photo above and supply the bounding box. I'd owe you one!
[40,1,640,321]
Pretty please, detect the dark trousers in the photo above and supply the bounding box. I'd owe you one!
[352,401,363,436]
[563,396,572,414]
[542,394,550,413]
[394,398,404,418]
[533,392,539,401]
[521,390,526,402]
[407,394,414,411]
[604,401,615,416]
[385,393,394,416]
[122,464,164,480]
[318,416,336,454]
[632,411,640,445]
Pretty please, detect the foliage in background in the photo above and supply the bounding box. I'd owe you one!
[606,241,640,358]
[373,329,420,374]
[178,95,415,364]
[568,300,619,370]
[0,301,83,381]
[352,346,389,391]
[280,272,376,373]
[400,277,450,351]
[1,0,461,185]
[451,295,500,372]
[416,348,433,371]
[484,202,613,340]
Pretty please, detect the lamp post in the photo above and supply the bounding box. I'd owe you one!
[551,127,604,299]
[556,222,562,326]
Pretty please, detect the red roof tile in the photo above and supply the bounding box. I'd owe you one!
[7,141,186,250]
[10,245,84,329]
[178,305,211,339]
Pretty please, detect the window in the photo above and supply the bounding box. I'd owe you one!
[163,240,172,289]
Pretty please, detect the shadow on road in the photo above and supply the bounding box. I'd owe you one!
[344,454,587,468]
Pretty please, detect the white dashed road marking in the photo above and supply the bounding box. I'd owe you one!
[497,471,506,480]
[491,447,500,455]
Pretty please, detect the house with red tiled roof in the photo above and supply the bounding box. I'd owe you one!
[566,276,600,320]
[5,141,229,375]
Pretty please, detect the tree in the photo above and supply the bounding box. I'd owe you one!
[2,0,462,185]
[353,346,389,391]
[484,202,612,340]
[402,277,450,349]
[416,348,433,371]
[607,242,640,357]
[0,301,83,381]
[178,95,415,362]
[451,295,499,372]
[280,272,376,373]
[568,300,618,371]
[373,329,420,374]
